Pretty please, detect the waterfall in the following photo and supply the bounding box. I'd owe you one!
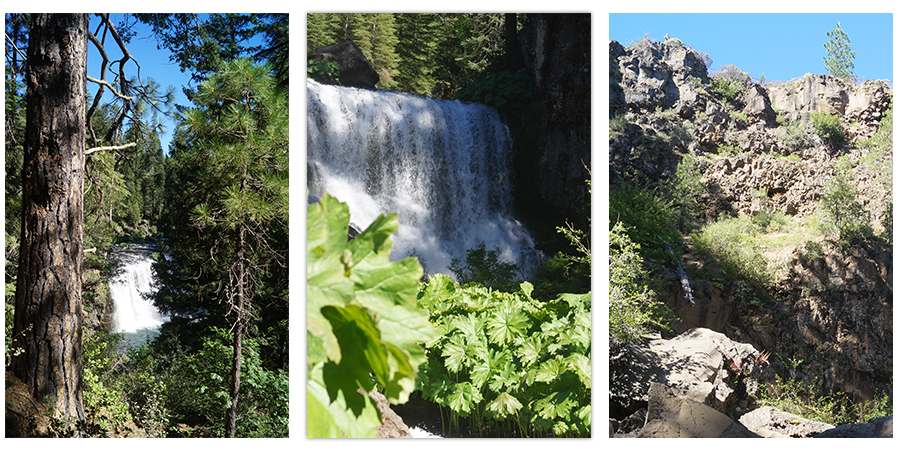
[307,79,540,277]
[109,242,168,334]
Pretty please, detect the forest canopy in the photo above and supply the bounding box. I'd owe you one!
[307,13,525,97]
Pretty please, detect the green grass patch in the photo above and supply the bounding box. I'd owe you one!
[758,375,893,426]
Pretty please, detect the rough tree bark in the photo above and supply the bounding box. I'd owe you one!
[11,13,88,424]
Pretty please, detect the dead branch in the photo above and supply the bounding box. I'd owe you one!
[85,142,138,155]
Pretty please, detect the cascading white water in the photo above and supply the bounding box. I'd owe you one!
[307,79,540,277]
[109,242,168,334]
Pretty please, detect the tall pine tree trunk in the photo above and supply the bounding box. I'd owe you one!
[12,13,88,424]
[225,216,247,437]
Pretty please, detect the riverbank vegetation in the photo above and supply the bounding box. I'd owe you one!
[307,190,591,438]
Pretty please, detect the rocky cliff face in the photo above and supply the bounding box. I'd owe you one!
[609,37,892,410]
[514,14,591,242]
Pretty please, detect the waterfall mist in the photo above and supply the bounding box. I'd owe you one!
[307,79,540,277]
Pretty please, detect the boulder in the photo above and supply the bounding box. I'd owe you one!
[738,406,834,437]
[308,41,379,89]
[815,416,893,438]
[610,327,768,418]
[637,382,760,438]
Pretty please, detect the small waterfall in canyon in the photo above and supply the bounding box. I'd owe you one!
[307,79,540,277]
[109,242,168,347]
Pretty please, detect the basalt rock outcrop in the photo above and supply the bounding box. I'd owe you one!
[738,406,835,438]
[610,329,892,438]
[767,74,892,139]
[609,38,892,221]
[815,416,893,438]
[610,328,772,423]
[610,37,893,438]
[308,41,379,89]
[515,13,591,240]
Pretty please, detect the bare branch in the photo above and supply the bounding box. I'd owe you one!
[86,74,135,101]
[85,142,138,155]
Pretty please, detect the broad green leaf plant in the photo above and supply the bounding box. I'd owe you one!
[307,193,436,438]
[417,274,591,437]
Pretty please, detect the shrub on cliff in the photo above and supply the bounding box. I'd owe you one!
[711,77,742,104]
[609,186,680,262]
[810,111,845,146]
[818,156,872,247]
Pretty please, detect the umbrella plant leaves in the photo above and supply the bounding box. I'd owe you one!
[417,274,591,437]
[306,193,436,437]
[487,392,523,418]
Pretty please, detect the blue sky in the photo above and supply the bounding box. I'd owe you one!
[609,13,893,84]
[85,14,266,154]
[86,14,192,154]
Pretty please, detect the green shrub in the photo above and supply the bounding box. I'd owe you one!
[670,122,694,144]
[810,111,844,145]
[668,150,705,231]
[758,374,892,425]
[609,186,680,261]
[610,114,628,136]
[307,59,340,84]
[717,143,741,156]
[655,105,677,120]
[716,64,751,83]
[816,156,872,246]
[711,77,743,104]
[729,110,748,125]
[778,121,807,151]
[690,213,772,286]
[82,331,135,435]
[417,274,591,437]
[449,243,521,292]
[819,177,872,246]
[710,64,748,104]
[157,327,288,437]
[530,252,591,301]
[609,222,674,343]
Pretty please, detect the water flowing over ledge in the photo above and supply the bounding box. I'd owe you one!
[109,242,168,334]
[307,79,540,277]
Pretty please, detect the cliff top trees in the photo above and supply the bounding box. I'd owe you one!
[823,22,857,80]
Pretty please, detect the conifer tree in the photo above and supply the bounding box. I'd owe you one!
[823,22,857,80]
[179,58,288,437]
[307,13,340,53]
[350,13,399,88]
[394,13,441,95]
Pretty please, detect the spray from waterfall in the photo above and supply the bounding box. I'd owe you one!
[307,79,540,277]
